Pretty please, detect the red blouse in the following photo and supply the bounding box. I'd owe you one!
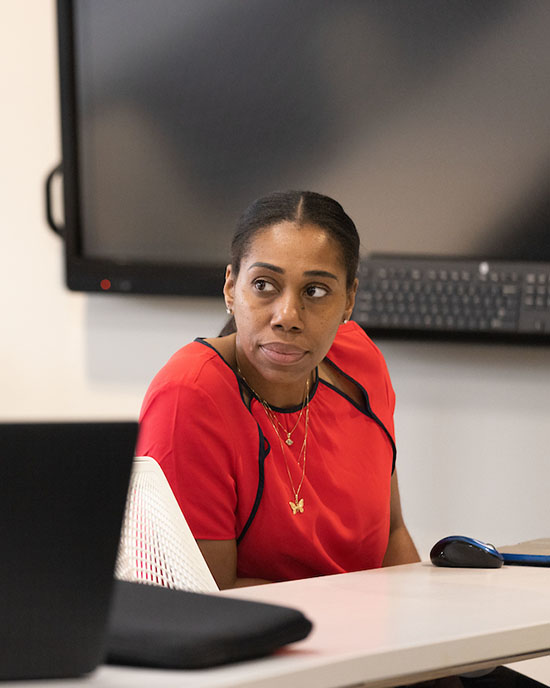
[136,321,396,582]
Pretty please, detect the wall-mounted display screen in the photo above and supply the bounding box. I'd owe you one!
[56,0,550,338]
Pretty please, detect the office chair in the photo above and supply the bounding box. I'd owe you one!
[115,456,218,593]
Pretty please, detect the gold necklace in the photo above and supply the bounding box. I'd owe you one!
[272,398,306,446]
[265,402,309,515]
[261,378,309,445]
[235,350,311,514]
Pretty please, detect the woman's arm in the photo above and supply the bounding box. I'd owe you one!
[382,471,420,567]
[199,470,419,584]
[197,539,272,589]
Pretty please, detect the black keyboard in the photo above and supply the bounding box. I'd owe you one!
[353,257,550,337]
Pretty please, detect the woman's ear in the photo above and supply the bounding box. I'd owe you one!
[344,278,358,321]
[223,264,235,313]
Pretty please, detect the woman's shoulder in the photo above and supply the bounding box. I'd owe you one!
[325,322,395,412]
[328,321,387,370]
[144,337,237,401]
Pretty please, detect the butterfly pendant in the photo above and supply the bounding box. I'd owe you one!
[289,498,304,514]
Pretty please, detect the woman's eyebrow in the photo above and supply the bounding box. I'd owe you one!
[248,262,284,273]
[304,269,339,281]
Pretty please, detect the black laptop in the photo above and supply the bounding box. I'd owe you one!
[0,421,138,680]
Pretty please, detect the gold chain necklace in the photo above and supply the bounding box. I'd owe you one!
[270,396,306,446]
[265,402,309,514]
[235,350,311,514]
[259,376,308,445]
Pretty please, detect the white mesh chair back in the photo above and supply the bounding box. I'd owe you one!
[115,456,218,592]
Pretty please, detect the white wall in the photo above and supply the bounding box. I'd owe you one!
[2,1,549,559]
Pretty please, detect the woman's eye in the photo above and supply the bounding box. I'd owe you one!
[306,285,328,298]
[253,279,275,293]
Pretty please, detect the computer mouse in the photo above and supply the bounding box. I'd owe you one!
[430,535,504,568]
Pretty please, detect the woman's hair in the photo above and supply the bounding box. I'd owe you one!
[219,190,360,336]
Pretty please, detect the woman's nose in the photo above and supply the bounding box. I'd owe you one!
[271,292,304,331]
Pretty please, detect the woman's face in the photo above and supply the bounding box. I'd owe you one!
[224,221,357,402]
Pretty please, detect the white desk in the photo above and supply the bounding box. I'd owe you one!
[6,561,550,688]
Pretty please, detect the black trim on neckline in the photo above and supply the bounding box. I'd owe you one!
[319,378,365,414]
[195,338,251,408]
[195,337,232,368]
[240,368,320,414]
[322,357,397,474]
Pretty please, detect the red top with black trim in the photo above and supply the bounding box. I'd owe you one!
[136,321,396,582]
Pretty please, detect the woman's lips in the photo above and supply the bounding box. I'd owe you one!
[259,343,307,365]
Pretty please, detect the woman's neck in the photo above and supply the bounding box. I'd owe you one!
[235,345,312,410]
[204,333,315,408]
[242,374,311,410]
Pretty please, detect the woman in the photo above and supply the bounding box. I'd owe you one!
[136,190,419,589]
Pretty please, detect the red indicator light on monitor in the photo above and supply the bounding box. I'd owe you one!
[100,279,111,290]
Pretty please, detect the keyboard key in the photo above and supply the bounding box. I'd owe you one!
[502,285,519,295]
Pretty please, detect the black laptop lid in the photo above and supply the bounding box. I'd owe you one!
[0,421,138,680]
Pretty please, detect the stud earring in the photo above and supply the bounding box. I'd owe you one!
[343,318,349,324]
[226,306,233,315]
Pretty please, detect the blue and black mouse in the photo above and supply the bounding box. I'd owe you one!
[430,535,504,568]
